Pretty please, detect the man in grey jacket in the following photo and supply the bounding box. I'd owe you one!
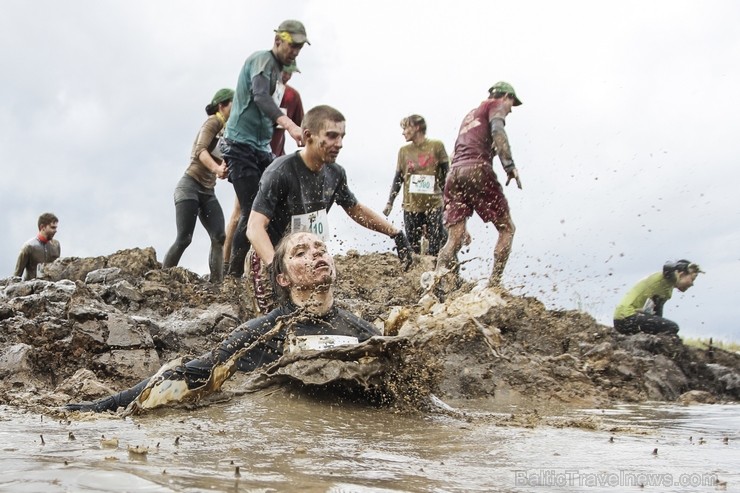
[14,212,61,280]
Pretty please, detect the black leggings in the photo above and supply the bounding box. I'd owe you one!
[221,140,273,277]
[163,197,226,282]
[228,176,261,277]
[403,208,447,256]
[614,313,679,335]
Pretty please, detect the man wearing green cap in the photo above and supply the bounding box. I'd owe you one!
[432,81,524,294]
[220,20,310,278]
[223,63,306,275]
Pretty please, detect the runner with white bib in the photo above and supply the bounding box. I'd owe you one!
[246,105,412,313]
[383,114,450,256]
[291,209,330,241]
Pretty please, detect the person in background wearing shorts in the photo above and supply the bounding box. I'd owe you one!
[613,260,703,335]
[220,20,309,278]
[246,105,413,313]
[14,212,61,280]
[162,88,233,283]
[383,115,449,257]
[434,81,523,291]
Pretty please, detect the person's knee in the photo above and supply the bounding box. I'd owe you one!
[175,234,193,248]
[614,319,637,335]
[498,219,515,236]
[664,320,680,335]
[212,231,226,246]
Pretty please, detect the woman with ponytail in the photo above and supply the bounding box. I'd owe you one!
[162,88,234,283]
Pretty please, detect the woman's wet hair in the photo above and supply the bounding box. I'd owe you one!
[269,233,303,305]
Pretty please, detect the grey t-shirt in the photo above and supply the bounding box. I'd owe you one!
[14,237,61,280]
[252,151,359,246]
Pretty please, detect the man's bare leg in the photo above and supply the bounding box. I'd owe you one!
[435,221,467,272]
[489,216,515,287]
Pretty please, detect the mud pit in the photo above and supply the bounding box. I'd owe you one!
[0,248,738,416]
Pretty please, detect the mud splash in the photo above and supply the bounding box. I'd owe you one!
[0,248,738,416]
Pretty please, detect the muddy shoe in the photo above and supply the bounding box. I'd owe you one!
[419,269,457,305]
[420,271,436,291]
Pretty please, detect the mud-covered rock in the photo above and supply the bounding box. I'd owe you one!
[677,390,717,405]
[0,248,738,413]
[41,247,159,282]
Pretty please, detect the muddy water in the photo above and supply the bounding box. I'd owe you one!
[1,395,738,492]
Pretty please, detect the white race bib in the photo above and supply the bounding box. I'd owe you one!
[409,174,435,194]
[291,209,330,241]
[287,335,359,354]
[272,81,285,107]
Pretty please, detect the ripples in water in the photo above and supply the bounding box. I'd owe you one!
[0,396,737,492]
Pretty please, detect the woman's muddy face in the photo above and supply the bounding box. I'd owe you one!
[282,232,336,290]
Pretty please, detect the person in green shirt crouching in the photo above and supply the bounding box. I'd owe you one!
[613,260,704,335]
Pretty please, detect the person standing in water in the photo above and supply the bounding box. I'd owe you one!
[162,88,233,283]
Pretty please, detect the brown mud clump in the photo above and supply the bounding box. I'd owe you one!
[0,248,738,415]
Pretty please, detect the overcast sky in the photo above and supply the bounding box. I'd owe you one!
[2,0,738,341]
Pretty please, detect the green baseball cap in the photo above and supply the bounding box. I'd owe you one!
[488,81,522,106]
[275,20,310,45]
[211,88,234,106]
[283,62,301,74]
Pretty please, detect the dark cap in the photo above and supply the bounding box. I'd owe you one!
[663,259,705,278]
[275,20,310,45]
[488,81,522,106]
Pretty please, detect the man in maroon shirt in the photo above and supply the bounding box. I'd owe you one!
[270,62,305,157]
[433,81,523,292]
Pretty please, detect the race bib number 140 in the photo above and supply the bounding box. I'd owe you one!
[291,209,330,241]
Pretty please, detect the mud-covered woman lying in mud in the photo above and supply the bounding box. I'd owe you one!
[66,232,380,413]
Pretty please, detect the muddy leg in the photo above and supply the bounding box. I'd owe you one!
[489,215,515,287]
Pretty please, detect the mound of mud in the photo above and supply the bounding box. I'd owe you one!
[0,248,738,414]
